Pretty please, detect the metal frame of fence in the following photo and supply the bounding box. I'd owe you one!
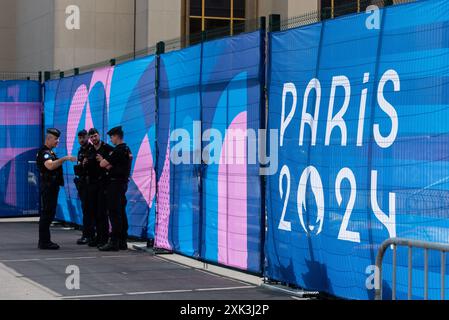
[0,72,41,81]
[375,237,449,300]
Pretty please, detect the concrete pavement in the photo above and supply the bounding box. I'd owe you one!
[0,219,297,300]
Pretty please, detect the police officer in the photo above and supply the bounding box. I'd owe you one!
[85,128,114,248]
[96,126,132,251]
[36,128,76,250]
[74,130,93,245]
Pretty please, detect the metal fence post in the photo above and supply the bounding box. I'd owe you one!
[392,244,397,300]
[408,245,412,300]
[151,40,165,250]
[442,252,446,300]
[269,14,281,32]
[424,248,429,300]
[197,31,205,259]
[259,15,267,273]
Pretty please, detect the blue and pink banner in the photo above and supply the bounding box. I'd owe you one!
[155,31,264,273]
[265,0,449,299]
[44,55,157,238]
[0,80,41,217]
[200,31,263,273]
[155,44,202,256]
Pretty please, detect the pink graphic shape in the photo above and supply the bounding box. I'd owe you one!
[0,148,34,207]
[66,66,114,156]
[0,148,34,170]
[0,103,42,126]
[89,67,114,118]
[66,85,88,156]
[217,111,248,269]
[132,134,156,207]
[155,134,172,250]
[7,85,19,102]
[5,160,16,206]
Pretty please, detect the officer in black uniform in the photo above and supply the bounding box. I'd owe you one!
[36,128,76,250]
[74,130,92,245]
[96,126,132,251]
[85,128,114,248]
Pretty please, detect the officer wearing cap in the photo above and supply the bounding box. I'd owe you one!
[73,130,93,245]
[96,126,132,251]
[36,128,76,250]
[85,128,114,248]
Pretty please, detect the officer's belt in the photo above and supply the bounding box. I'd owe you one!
[109,177,128,183]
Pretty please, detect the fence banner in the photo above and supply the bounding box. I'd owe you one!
[0,80,41,217]
[265,0,449,299]
[200,31,264,273]
[155,30,264,273]
[155,45,202,256]
[43,55,157,238]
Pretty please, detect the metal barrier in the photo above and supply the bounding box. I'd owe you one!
[375,237,449,300]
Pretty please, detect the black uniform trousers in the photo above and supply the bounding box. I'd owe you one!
[39,182,60,244]
[76,178,94,238]
[87,180,109,244]
[106,180,128,243]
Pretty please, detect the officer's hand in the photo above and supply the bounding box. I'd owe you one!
[83,158,88,165]
[65,155,77,162]
[96,154,103,162]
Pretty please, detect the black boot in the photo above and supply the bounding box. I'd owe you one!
[77,237,89,245]
[98,240,119,252]
[119,240,128,250]
[38,241,60,250]
[97,240,108,249]
[88,237,98,247]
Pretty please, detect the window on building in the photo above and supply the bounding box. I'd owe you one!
[189,0,246,43]
[321,0,392,20]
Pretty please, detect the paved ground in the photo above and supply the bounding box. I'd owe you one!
[0,219,296,300]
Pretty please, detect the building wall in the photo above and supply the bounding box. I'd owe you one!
[134,0,183,52]
[257,0,319,20]
[0,0,16,72]
[1,0,320,73]
[287,0,319,17]
[15,0,54,72]
[52,0,136,72]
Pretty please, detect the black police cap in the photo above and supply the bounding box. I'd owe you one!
[47,128,61,138]
[78,129,88,137]
[107,126,123,136]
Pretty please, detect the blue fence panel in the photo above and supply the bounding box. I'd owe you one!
[109,56,157,239]
[200,30,264,273]
[0,80,41,217]
[155,44,202,257]
[43,55,157,239]
[265,0,449,300]
[154,31,264,272]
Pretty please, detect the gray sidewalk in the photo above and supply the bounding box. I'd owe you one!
[0,219,296,300]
